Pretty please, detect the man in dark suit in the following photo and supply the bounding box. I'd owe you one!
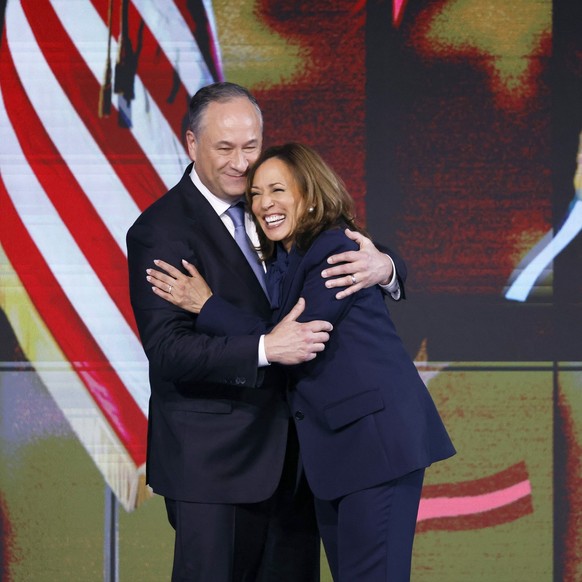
[127,82,401,581]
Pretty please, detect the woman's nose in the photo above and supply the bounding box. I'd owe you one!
[261,194,274,209]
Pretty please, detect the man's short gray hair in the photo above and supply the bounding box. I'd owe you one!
[188,82,263,136]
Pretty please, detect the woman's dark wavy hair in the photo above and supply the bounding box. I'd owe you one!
[245,143,363,260]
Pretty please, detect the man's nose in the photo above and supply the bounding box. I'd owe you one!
[230,149,249,171]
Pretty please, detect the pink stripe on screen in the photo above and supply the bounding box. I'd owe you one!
[418,480,532,521]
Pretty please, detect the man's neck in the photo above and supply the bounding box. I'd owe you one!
[190,166,243,215]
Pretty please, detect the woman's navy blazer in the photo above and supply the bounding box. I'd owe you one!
[198,227,456,500]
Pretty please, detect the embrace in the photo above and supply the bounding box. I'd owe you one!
[128,82,454,582]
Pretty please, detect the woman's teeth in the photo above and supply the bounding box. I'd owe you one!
[265,214,285,227]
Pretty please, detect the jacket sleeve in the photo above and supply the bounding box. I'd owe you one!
[377,243,407,300]
[291,231,362,326]
[127,221,261,387]
[197,294,271,336]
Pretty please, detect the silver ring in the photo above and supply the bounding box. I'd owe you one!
[168,284,173,294]
[350,275,357,285]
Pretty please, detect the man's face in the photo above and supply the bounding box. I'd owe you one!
[186,98,262,202]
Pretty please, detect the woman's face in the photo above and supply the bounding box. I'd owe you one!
[250,157,305,251]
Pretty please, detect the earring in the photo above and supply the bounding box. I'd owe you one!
[308,207,315,213]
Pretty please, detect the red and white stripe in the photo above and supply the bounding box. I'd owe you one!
[0,0,222,510]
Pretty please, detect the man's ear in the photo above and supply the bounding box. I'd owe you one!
[185,130,197,161]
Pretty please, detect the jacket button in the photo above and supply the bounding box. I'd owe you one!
[294,410,305,421]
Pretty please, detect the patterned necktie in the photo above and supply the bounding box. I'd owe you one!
[225,202,268,297]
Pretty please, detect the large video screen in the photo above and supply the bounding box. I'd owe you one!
[1,1,581,579]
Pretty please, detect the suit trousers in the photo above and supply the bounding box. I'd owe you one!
[164,421,319,582]
[315,468,425,582]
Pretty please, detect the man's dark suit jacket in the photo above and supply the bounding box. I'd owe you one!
[126,164,290,504]
[197,227,456,501]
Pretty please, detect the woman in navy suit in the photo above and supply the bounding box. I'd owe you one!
[150,143,455,581]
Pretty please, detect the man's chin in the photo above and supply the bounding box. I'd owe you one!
[223,186,246,200]
[224,192,245,201]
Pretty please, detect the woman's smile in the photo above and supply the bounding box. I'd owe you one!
[250,158,304,251]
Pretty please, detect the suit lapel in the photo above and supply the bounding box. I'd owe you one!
[177,165,271,312]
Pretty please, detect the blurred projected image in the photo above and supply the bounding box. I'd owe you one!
[505,132,582,302]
